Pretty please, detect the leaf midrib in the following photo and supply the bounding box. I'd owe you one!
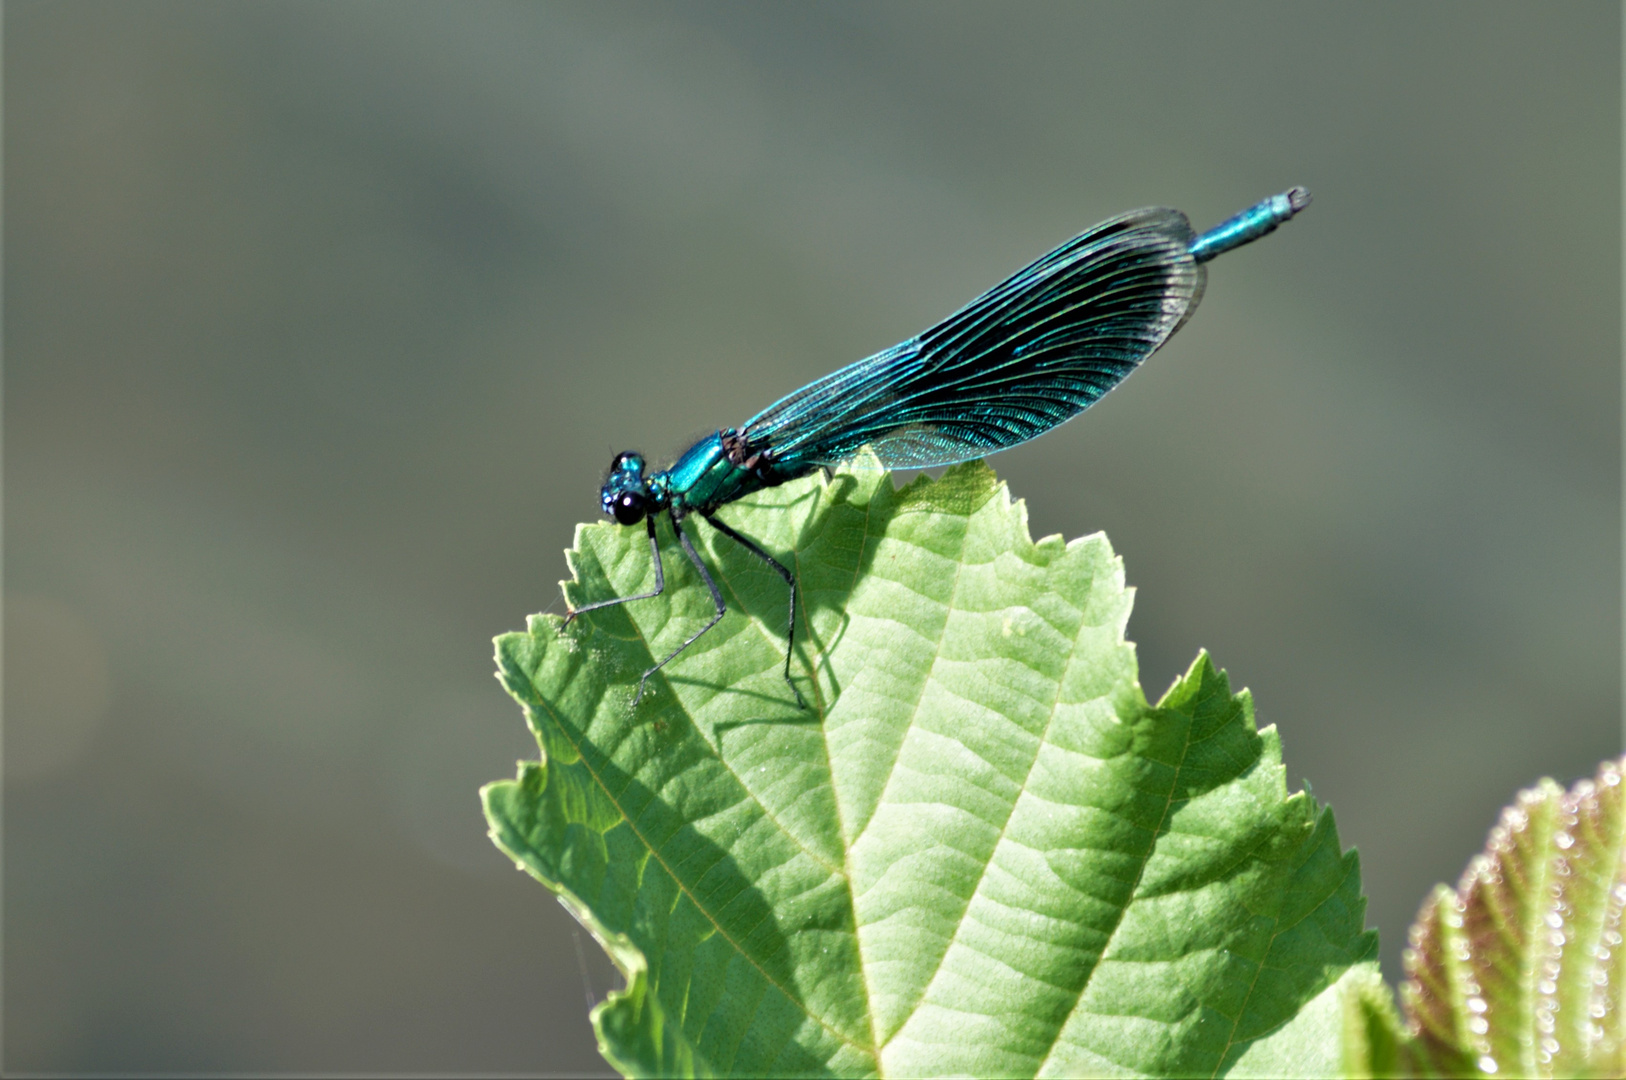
[1033,692,1197,1078]
[822,484,884,1067]
[868,516,976,1063]
[882,547,1082,1064]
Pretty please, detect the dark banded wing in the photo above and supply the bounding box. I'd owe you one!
[740,207,1206,472]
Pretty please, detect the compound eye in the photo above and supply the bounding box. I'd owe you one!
[612,490,648,526]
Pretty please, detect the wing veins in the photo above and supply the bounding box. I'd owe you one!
[743,208,1203,470]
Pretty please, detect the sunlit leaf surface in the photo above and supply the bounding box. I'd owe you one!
[484,458,1376,1078]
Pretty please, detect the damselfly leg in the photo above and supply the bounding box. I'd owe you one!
[563,512,805,708]
[562,516,665,624]
[703,512,804,709]
[630,516,727,705]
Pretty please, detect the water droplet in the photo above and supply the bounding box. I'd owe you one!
[1557,831,1575,849]
[1478,1054,1499,1073]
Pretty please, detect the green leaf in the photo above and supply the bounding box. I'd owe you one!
[483,457,1377,1078]
[1347,758,1626,1078]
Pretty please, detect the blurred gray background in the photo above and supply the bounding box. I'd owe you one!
[6,1,1619,1074]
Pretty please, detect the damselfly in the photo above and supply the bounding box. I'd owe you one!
[566,188,1311,706]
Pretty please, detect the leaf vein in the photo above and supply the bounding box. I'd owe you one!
[525,692,869,1060]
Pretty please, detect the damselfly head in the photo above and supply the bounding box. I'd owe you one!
[601,451,651,525]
